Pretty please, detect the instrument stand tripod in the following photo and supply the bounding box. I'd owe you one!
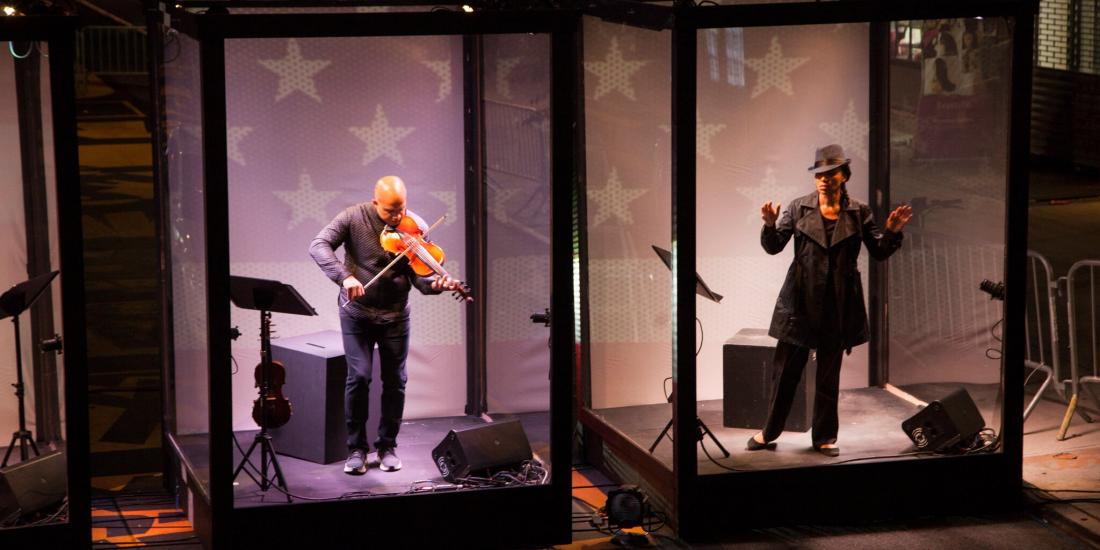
[232,309,291,502]
[228,276,316,502]
[646,246,729,458]
[1,271,59,468]
[647,393,730,458]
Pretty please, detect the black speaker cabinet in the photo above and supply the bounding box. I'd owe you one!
[722,328,815,432]
[431,419,533,483]
[0,450,67,520]
[269,330,360,465]
[902,387,986,451]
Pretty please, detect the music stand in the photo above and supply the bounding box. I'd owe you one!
[1,270,59,467]
[228,276,316,501]
[647,247,729,458]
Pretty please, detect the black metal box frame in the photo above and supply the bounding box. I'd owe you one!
[0,14,90,550]
[155,4,579,548]
[576,0,1035,539]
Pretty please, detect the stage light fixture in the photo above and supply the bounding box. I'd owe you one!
[2,6,17,16]
[461,4,474,12]
[606,485,646,528]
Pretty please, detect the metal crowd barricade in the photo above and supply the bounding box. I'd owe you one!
[1058,259,1100,440]
[76,25,148,77]
[1024,251,1065,420]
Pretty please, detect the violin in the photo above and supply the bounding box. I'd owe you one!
[379,215,474,303]
[252,311,292,429]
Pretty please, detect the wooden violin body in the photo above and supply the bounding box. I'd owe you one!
[380,215,474,302]
[252,310,292,429]
[252,359,292,429]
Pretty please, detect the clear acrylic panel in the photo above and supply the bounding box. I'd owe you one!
[695,23,873,473]
[886,17,1012,443]
[482,33,553,469]
[0,39,69,528]
[582,16,674,466]
[697,18,1012,475]
[164,30,211,492]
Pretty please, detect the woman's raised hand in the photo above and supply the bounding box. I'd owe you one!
[885,204,914,233]
[761,201,781,227]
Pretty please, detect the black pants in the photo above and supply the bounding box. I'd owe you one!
[340,309,409,452]
[761,337,845,447]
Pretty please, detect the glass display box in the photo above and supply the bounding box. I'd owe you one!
[155,3,578,548]
[0,14,90,550]
[577,0,1035,538]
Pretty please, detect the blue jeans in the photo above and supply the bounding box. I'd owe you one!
[340,309,409,452]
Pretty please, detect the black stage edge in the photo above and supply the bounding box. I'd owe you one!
[0,14,89,550]
[585,384,1020,531]
[228,413,553,547]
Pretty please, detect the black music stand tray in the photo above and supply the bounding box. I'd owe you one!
[0,270,59,467]
[647,247,729,458]
[229,276,316,502]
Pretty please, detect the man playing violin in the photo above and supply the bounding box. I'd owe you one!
[309,175,460,475]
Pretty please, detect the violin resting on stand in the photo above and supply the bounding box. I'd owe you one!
[378,215,474,303]
[252,311,292,429]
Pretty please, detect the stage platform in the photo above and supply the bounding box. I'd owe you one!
[172,411,550,506]
[591,383,1005,473]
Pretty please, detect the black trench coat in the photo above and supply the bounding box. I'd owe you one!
[761,191,903,351]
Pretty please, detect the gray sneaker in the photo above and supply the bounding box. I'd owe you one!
[378,447,402,472]
[343,449,367,475]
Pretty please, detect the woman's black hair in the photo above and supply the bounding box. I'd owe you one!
[839,164,851,208]
[934,57,957,92]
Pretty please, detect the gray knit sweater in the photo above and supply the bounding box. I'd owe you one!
[309,204,440,323]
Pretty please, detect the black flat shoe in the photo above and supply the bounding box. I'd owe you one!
[746,436,776,451]
[813,445,840,457]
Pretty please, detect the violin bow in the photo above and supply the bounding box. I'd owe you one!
[355,214,448,296]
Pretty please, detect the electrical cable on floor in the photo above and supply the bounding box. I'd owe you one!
[700,439,742,472]
[572,495,602,511]
[571,483,622,489]
[821,450,938,465]
[986,318,1003,360]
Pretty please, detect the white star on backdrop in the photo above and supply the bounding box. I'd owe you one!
[819,100,869,161]
[744,36,809,99]
[489,188,521,223]
[349,105,416,166]
[422,59,452,103]
[736,165,802,225]
[587,167,648,227]
[428,191,457,227]
[658,112,727,163]
[258,38,332,103]
[496,57,522,99]
[227,126,253,166]
[584,37,649,101]
[273,173,342,230]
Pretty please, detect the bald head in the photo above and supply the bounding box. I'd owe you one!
[373,175,407,226]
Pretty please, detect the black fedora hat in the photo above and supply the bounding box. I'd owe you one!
[807,143,851,173]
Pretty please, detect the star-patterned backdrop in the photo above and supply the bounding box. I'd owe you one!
[165,33,556,433]
[583,20,873,409]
